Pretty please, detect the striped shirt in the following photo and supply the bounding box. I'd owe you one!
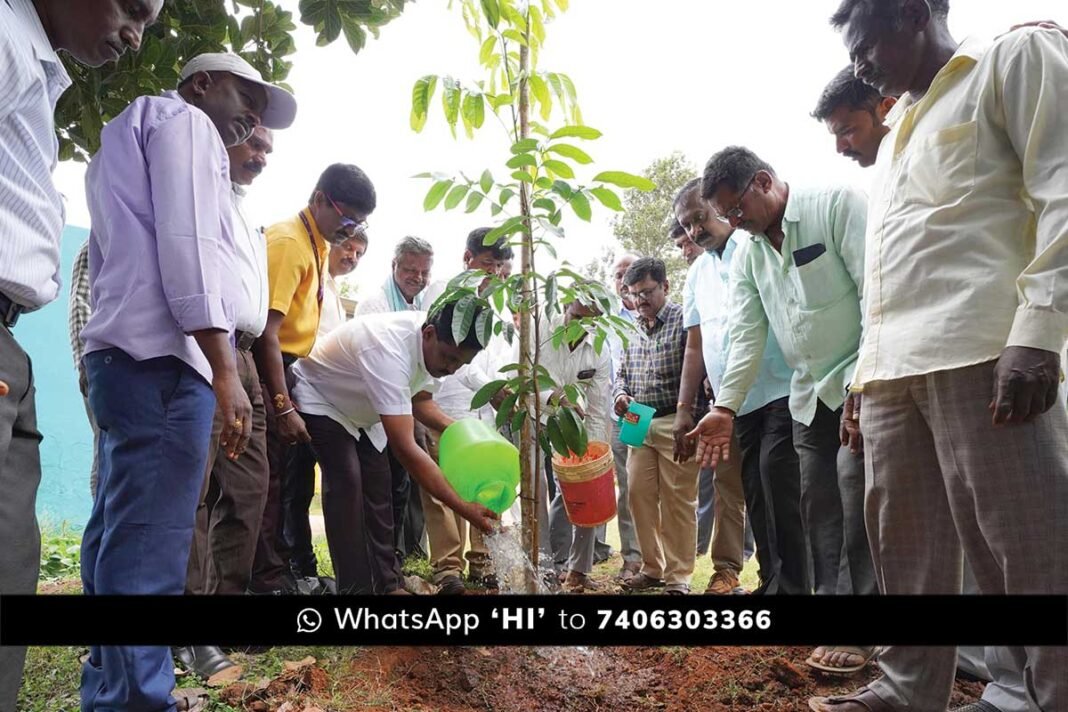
[68,239,91,371]
[614,301,691,412]
[0,0,72,309]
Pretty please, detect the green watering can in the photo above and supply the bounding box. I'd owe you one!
[437,419,520,514]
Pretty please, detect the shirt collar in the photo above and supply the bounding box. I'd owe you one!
[9,0,72,94]
[232,183,247,199]
[299,207,329,252]
[887,36,985,127]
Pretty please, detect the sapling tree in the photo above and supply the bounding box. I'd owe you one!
[409,0,655,587]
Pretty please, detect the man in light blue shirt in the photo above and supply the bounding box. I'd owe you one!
[674,179,806,596]
[689,146,876,603]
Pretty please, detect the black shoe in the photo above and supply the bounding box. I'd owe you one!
[437,575,466,595]
[172,645,242,686]
[468,572,499,589]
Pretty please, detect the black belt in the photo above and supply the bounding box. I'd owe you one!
[0,292,25,328]
[653,406,677,419]
[235,330,257,351]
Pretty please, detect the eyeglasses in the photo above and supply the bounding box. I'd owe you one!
[630,284,664,302]
[714,176,756,221]
[326,194,368,238]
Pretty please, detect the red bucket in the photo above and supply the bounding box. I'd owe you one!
[552,441,617,527]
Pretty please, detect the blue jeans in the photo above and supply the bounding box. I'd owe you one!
[80,350,215,712]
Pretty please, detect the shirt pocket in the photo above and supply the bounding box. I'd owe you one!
[901,121,978,206]
[791,249,850,311]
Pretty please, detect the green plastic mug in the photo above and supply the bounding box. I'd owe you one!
[618,401,656,447]
[437,419,520,514]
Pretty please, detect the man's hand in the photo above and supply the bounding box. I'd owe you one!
[461,502,500,534]
[78,369,89,399]
[277,409,312,446]
[990,346,1061,426]
[686,407,735,469]
[672,407,696,463]
[214,372,253,460]
[840,392,863,455]
[614,394,633,417]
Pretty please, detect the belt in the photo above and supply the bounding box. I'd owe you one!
[0,292,25,328]
[653,406,677,419]
[235,330,257,351]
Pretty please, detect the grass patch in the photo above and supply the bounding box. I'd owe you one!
[38,524,84,581]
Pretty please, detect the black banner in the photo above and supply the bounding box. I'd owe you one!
[1,595,1064,647]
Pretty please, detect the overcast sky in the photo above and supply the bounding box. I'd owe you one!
[52,0,1062,301]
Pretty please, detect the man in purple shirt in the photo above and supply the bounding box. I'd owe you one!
[79,52,296,711]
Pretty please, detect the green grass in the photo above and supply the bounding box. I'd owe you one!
[38,524,84,581]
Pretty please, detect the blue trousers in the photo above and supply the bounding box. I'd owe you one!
[80,350,215,712]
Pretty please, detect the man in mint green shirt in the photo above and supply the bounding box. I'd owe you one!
[688,146,876,603]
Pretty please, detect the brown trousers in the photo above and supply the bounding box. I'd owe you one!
[862,361,1067,711]
[421,428,490,583]
[186,349,269,595]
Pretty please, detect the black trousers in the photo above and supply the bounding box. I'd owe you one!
[304,413,401,594]
[282,442,319,578]
[734,397,807,595]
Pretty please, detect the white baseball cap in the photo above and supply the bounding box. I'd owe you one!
[179,52,297,130]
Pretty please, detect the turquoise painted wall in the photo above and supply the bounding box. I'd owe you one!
[22,225,94,529]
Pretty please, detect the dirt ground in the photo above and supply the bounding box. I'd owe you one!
[219,645,985,712]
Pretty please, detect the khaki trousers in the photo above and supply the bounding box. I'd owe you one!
[421,428,490,583]
[862,361,1067,712]
[626,416,700,586]
[709,434,745,575]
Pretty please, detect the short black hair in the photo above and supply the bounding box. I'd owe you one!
[830,0,949,30]
[465,227,514,261]
[425,298,486,352]
[672,177,703,213]
[313,163,377,215]
[623,256,667,287]
[812,66,884,121]
[668,218,687,239]
[701,146,775,201]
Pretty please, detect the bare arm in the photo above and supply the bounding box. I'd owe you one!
[672,326,706,463]
[251,309,310,443]
[412,391,454,433]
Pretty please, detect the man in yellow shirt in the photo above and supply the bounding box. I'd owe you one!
[249,163,376,594]
[809,2,1068,712]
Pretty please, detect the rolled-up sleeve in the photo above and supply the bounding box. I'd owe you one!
[145,110,232,333]
[1000,30,1068,353]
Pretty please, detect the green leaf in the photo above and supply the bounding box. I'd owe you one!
[410,75,438,132]
[423,179,454,211]
[545,274,559,313]
[474,306,493,347]
[594,326,608,355]
[528,74,552,121]
[510,408,527,434]
[554,0,570,11]
[499,187,516,206]
[543,159,574,179]
[506,153,537,169]
[462,92,485,133]
[443,183,470,210]
[547,143,592,164]
[590,186,623,211]
[563,384,582,407]
[495,393,518,429]
[480,0,501,28]
[478,35,497,65]
[472,379,508,409]
[546,415,568,457]
[549,125,602,140]
[480,169,494,194]
[550,180,573,199]
[569,191,592,221]
[442,79,461,135]
[452,294,478,347]
[593,171,657,191]
[537,431,552,457]
[501,28,527,45]
[558,406,587,456]
[529,4,546,44]
[511,170,535,184]
[465,191,485,213]
[532,197,556,214]
[510,138,540,154]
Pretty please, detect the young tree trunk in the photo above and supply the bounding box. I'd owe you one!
[516,35,541,594]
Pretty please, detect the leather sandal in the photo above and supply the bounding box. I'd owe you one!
[809,687,896,712]
[805,645,876,674]
[172,645,243,687]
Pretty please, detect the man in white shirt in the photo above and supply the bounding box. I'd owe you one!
[541,299,614,592]
[418,228,513,594]
[176,126,277,686]
[289,302,498,594]
[810,3,1068,712]
[0,1,159,706]
[282,229,366,586]
[356,235,434,315]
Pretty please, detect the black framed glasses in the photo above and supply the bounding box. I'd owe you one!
[326,194,368,238]
[714,175,757,221]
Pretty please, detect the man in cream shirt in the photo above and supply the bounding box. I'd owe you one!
[809,2,1068,712]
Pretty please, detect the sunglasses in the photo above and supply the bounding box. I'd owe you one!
[326,194,368,238]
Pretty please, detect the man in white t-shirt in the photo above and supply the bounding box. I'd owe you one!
[290,302,498,594]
